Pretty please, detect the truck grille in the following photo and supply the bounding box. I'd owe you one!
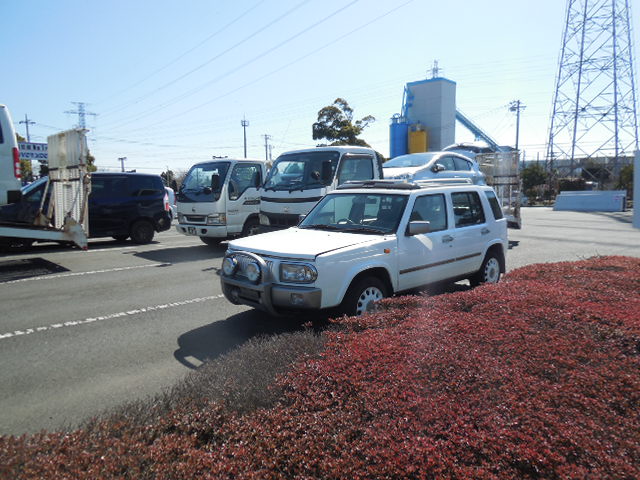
[185,215,206,223]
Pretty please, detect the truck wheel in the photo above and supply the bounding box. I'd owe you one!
[470,251,501,287]
[241,218,260,237]
[200,236,222,247]
[130,220,155,244]
[339,276,388,317]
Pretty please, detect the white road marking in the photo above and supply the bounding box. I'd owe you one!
[0,295,224,341]
[2,263,172,285]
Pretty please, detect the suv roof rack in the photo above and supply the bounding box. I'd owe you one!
[337,180,421,190]
[414,178,474,187]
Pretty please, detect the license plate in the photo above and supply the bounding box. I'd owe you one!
[188,227,196,235]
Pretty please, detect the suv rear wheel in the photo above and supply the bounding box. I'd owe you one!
[470,251,501,286]
[130,220,155,244]
[339,276,388,316]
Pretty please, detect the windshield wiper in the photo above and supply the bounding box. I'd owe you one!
[339,225,389,234]
[300,224,342,231]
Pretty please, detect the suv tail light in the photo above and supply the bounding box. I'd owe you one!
[12,147,21,179]
[163,192,170,212]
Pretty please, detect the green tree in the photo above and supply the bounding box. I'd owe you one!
[617,164,633,199]
[15,133,33,181]
[312,98,375,147]
[521,163,548,196]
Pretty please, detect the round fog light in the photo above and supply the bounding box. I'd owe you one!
[245,261,261,282]
[222,257,238,276]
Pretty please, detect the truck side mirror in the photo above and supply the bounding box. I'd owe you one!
[321,161,333,184]
[7,190,22,204]
[211,174,221,191]
[407,221,431,236]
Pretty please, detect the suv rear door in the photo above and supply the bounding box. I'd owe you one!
[447,190,489,276]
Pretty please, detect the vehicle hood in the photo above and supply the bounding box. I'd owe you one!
[228,228,383,260]
[382,166,423,178]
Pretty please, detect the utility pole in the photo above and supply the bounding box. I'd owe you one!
[509,100,526,153]
[118,157,127,172]
[262,134,271,162]
[65,102,97,129]
[241,117,249,158]
[19,114,35,142]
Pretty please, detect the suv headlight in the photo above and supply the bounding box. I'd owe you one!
[207,213,226,225]
[280,263,317,283]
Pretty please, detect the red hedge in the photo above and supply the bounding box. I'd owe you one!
[1,256,639,479]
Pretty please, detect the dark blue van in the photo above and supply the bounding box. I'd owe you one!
[0,172,171,249]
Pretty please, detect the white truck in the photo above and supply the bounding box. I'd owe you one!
[0,104,22,205]
[175,158,268,246]
[220,179,508,316]
[259,146,385,230]
[0,106,90,250]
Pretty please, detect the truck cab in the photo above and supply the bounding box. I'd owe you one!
[259,146,384,230]
[175,158,267,246]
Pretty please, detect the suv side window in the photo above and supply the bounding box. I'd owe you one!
[485,190,504,219]
[131,176,162,196]
[453,157,472,171]
[337,157,374,184]
[409,194,447,232]
[452,191,486,227]
[229,163,261,200]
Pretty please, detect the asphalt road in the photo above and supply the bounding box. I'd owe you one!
[1,208,638,435]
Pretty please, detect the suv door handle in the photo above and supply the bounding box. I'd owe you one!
[442,235,454,243]
[481,228,490,235]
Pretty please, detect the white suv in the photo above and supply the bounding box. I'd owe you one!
[220,180,508,316]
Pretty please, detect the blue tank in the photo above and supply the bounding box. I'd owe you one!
[389,114,408,158]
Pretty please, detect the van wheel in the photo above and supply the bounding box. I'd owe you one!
[241,218,260,237]
[200,236,222,247]
[339,276,388,316]
[130,220,155,244]
[470,251,501,287]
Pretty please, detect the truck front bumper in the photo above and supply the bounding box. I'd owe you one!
[176,223,228,238]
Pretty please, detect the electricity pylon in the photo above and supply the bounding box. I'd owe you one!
[546,0,638,180]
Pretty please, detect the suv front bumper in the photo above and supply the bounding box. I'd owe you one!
[220,252,321,315]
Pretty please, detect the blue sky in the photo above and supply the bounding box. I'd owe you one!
[2,0,638,174]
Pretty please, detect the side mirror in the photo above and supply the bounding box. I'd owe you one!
[407,220,431,236]
[211,174,221,191]
[321,161,333,184]
[7,190,22,204]
[431,163,446,173]
[298,214,306,223]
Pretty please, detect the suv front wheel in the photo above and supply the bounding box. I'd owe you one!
[130,220,155,244]
[339,276,388,316]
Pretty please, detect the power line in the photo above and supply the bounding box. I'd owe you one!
[96,0,268,110]
[98,0,313,122]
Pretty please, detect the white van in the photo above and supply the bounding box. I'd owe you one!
[0,105,22,205]
[175,158,267,246]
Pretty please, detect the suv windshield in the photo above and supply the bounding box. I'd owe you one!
[384,153,437,168]
[299,193,408,234]
[178,161,230,203]
[263,151,339,191]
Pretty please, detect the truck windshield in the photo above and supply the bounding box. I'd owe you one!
[263,151,339,191]
[299,193,408,234]
[178,161,230,203]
